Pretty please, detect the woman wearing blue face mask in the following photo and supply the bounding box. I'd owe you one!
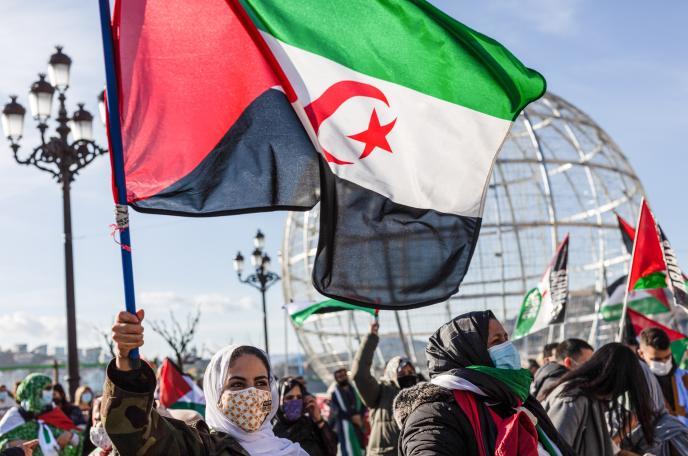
[393,310,575,456]
[272,378,338,456]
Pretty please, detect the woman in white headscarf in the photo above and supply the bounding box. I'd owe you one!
[103,309,307,456]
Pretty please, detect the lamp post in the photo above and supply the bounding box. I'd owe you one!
[1,46,107,400]
[233,230,280,355]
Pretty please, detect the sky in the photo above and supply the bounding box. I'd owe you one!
[0,0,686,360]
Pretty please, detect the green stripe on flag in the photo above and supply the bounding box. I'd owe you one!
[633,271,667,290]
[601,297,670,322]
[170,401,206,416]
[240,0,545,121]
[290,299,376,326]
[671,339,688,366]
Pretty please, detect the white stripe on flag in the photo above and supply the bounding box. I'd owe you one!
[262,34,512,218]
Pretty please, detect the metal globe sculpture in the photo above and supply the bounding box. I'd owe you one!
[281,92,645,381]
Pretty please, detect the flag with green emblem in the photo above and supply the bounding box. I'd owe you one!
[513,235,569,339]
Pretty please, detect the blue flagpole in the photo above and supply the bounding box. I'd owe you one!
[98,0,139,362]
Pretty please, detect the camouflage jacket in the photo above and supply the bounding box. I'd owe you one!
[102,360,249,456]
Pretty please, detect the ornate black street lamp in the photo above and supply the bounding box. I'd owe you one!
[1,46,107,400]
[233,230,280,355]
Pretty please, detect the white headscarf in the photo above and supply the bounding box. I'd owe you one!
[203,344,307,456]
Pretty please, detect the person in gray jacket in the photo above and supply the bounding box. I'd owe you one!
[543,343,656,456]
[352,321,417,456]
[622,361,688,456]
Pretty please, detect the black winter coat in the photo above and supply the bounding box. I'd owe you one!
[273,414,337,456]
[394,382,480,456]
[394,310,575,456]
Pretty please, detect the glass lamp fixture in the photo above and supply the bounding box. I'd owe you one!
[48,46,72,91]
[28,74,55,121]
[254,229,266,250]
[69,103,94,142]
[251,248,263,267]
[233,252,245,275]
[97,90,107,126]
[1,96,26,142]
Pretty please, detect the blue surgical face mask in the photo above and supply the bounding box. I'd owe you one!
[0,391,8,401]
[488,341,521,370]
[41,390,54,407]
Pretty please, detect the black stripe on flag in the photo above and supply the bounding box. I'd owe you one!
[133,89,321,216]
[313,169,481,310]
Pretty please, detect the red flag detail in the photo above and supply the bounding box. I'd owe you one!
[627,308,687,342]
[616,213,636,240]
[159,358,192,408]
[38,407,78,431]
[627,200,666,291]
[615,212,636,254]
[113,0,285,203]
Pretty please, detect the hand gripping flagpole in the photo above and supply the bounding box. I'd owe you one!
[98,0,140,363]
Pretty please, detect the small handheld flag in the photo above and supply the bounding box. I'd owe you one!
[617,199,668,341]
[625,308,688,365]
[600,274,670,322]
[159,358,206,415]
[513,234,569,339]
[613,208,687,313]
[287,299,376,327]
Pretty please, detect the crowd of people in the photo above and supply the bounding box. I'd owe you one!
[0,308,687,455]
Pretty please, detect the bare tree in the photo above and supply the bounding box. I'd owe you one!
[149,309,201,370]
[92,323,116,359]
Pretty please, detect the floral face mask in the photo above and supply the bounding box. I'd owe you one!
[220,387,272,432]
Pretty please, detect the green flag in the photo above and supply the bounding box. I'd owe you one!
[287,299,376,327]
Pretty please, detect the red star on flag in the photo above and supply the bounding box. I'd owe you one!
[348,108,396,159]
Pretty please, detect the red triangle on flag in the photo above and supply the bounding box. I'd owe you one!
[627,308,686,342]
[616,213,636,240]
[38,407,78,431]
[614,212,636,254]
[159,358,192,408]
[627,200,666,291]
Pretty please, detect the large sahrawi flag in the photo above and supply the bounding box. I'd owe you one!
[113,0,320,215]
[513,235,569,339]
[113,0,545,309]
[241,0,546,307]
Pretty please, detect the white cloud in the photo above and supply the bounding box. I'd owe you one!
[0,311,100,350]
[192,293,255,313]
[139,291,188,308]
[488,0,583,36]
[139,290,256,313]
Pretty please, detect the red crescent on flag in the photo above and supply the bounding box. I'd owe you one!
[304,80,390,165]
